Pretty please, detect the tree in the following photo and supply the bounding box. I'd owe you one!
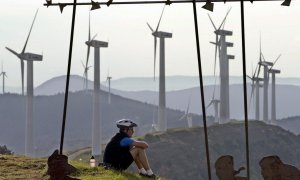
[0,145,13,155]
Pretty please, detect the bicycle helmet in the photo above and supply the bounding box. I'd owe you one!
[116,119,137,128]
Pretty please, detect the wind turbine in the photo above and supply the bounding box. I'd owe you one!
[268,54,281,123]
[0,63,8,94]
[147,6,172,132]
[179,97,193,128]
[150,103,159,132]
[247,64,263,120]
[206,83,220,124]
[208,8,234,124]
[257,55,273,123]
[86,36,108,156]
[6,10,41,96]
[6,9,42,157]
[106,71,112,104]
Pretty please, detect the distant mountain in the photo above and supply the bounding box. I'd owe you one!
[34,75,300,94]
[108,76,300,91]
[0,91,211,157]
[35,75,94,95]
[111,84,300,121]
[33,75,300,135]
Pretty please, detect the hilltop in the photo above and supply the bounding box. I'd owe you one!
[0,154,164,179]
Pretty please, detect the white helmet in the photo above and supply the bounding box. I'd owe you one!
[116,119,137,128]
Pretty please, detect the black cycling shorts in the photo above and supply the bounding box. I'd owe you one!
[112,151,134,170]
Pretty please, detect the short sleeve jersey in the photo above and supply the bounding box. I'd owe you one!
[120,137,134,147]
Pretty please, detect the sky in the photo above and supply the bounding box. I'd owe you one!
[0,0,300,88]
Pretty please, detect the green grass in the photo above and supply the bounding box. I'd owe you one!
[0,154,164,180]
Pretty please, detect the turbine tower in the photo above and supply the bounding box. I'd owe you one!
[208,8,234,124]
[247,65,263,120]
[5,9,42,156]
[268,54,281,123]
[269,68,280,123]
[106,73,112,104]
[147,6,172,132]
[86,39,108,156]
[0,63,8,94]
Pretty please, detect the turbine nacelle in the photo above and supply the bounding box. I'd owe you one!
[227,55,235,60]
[152,31,172,38]
[22,53,43,61]
[226,42,233,47]
[86,40,108,48]
[259,61,273,67]
[269,69,280,74]
[215,29,232,36]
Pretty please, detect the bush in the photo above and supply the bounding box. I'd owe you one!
[0,145,14,155]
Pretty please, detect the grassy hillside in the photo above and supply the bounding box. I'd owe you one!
[0,154,164,180]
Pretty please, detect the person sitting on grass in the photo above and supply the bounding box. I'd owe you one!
[103,119,156,178]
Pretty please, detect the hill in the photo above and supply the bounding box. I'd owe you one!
[141,121,300,180]
[71,121,300,180]
[0,91,211,157]
[0,154,163,179]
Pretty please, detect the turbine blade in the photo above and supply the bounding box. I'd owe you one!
[22,9,39,53]
[206,101,213,109]
[147,22,154,32]
[21,59,24,95]
[270,54,281,70]
[249,84,255,110]
[186,96,191,114]
[218,7,232,30]
[88,12,91,41]
[86,45,90,65]
[5,47,19,57]
[155,5,166,32]
[254,63,258,78]
[91,33,97,41]
[179,114,186,121]
[207,13,217,30]
[213,35,218,78]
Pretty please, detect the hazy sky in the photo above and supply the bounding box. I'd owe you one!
[0,0,300,87]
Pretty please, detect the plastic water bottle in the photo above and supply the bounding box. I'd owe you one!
[90,156,96,167]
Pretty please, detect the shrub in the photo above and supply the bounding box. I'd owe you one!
[0,145,14,155]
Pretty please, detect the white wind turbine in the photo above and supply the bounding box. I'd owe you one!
[179,97,193,128]
[86,36,108,156]
[6,9,42,157]
[150,102,159,132]
[147,6,172,132]
[206,81,220,124]
[0,63,8,94]
[208,8,234,124]
[247,64,263,121]
[268,55,281,123]
[106,71,112,104]
[6,10,41,96]
[257,48,274,123]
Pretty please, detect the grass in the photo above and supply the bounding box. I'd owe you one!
[0,154,164,180]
